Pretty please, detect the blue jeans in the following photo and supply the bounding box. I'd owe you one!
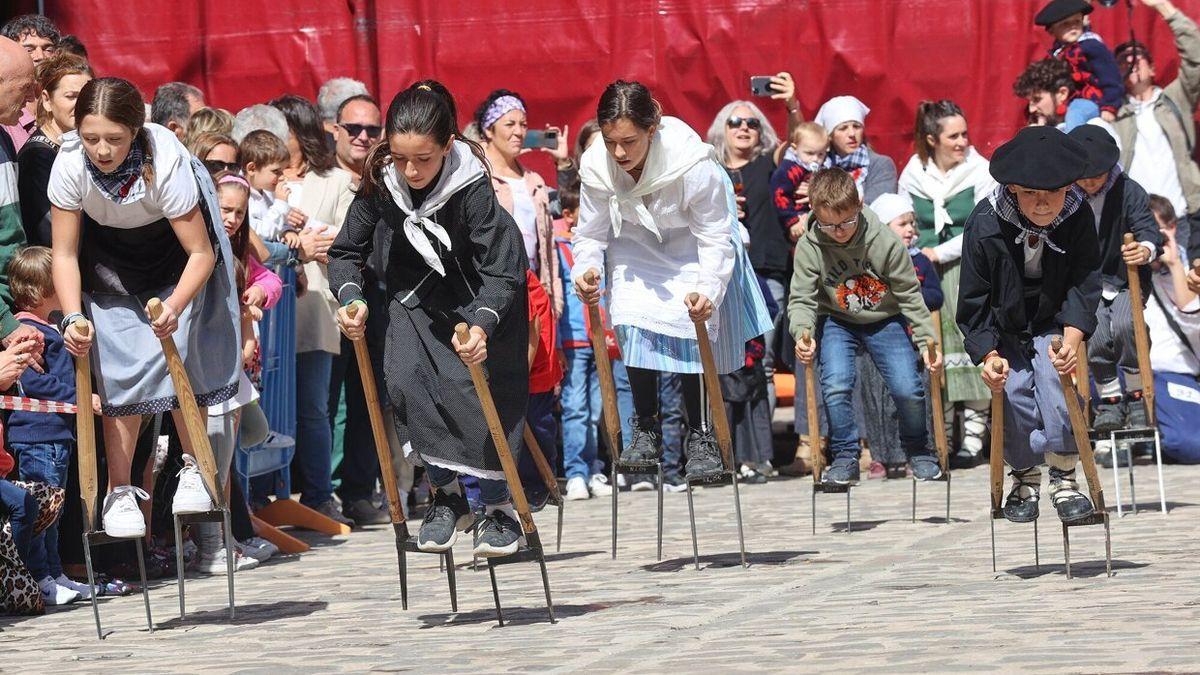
[561,348,603,480]
[11,441,71,579]
[428,464,509,507]
[1063,98,1100,132]
[658,372,686,483]
[296,350,334,507]
[519,390,558,499]
[818,316,930,461]
[1156,371,1200,463]
[0,479,38,569]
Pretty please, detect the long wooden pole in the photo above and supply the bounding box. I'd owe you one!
[583,270,623,461]
[802,331,823,483]
[1051,336,1106,511]
[347,304,405,524]
[454,323,537,535]
[926,338,950,473]
[1123,233,1156,426]
[988,358,1005,516]
[686,293,733,471]
[73,319,99,533]
[1076,341,1090,426]
[147,298,224,508]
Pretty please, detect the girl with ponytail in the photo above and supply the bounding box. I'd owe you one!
[329,80,529,557]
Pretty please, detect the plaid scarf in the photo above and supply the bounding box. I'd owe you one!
[989,184,1085,255]
[84,140,145,203]
[1091,163,1123,199]
[830,146,870,171]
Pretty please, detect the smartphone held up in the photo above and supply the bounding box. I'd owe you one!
[522,128,560,150]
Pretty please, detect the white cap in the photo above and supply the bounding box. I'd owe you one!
[814,95,871,134]
[869,193,914,226]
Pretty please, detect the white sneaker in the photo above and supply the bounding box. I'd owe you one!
[55,574,95,600]
[631,479,655,492]
[194,548,259,575]
[663,481,688,493]
[172,454,214,514]
[616,473,628,489]
[588,473,613,497]
[101,485,149,538]
[39,576,81,605]
[565,476,590,501]
[237,536,279,563]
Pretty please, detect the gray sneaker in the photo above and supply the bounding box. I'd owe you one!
[343,498,391,526]
[684,429,724,479]
[313,499,355,527]
[472,510,522,558]
[417,489,474,552]
[908,453,944,481]
[823,456,860,485]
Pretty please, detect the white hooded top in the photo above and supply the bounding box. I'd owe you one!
[572,116,736,340]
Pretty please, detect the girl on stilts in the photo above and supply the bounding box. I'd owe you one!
[329,81,529,558]
[573,81,771,480]
[49,77,241,538]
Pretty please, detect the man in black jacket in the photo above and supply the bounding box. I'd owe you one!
[957,127,1102,524]
[1067,126,1162,435]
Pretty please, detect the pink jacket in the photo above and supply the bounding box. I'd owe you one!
[247,257,283,310]
[492,169,563,318]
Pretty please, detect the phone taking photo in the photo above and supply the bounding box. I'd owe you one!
[522,129,560,150]
[750,76,775,97]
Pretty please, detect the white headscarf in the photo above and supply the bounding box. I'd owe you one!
[814,96,871,134]
[381,140,487,275]
[578,116,717,241]
[869,193,914,226]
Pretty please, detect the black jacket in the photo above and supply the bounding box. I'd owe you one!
[956,198,1102,363]
[1093,173,1162,295]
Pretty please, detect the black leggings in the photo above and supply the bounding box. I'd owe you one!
[626,366,705,429]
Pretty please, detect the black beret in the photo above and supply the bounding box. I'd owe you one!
[1067,125,1120,178]
[990,126,1089,190]
[1035,0,1093,27]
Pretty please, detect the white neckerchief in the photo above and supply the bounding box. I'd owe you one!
[578,116,716,242]
[381,140,486,276]
[898,147,991,235]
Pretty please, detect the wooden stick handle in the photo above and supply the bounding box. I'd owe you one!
[1122,233,1156,426]
[686,292,733,471]
[988,358,1005,515]
[1051,336,1106,511]
[801,330,823,483]
[147,298,225,508]
[523,424,561,501]
[454,323,537,534]
[346,304,406,524]
[72,319,99,533]
[925,338,949,472]
[582,269,623,463]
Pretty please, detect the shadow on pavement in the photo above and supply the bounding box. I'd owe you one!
[639,549,813,573]
[152,600,328,630]
[1005,559,1148,579]
[829,520,889,533]
[418,595,666,628]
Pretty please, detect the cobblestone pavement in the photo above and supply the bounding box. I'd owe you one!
[4,460,1200,673]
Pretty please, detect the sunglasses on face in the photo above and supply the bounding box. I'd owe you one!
[340,122,384,139]
[814,215,858,233]
[726,116,762,130]
[203,160,241,174]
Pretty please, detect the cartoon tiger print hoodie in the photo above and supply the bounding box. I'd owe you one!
[787,206,937,348]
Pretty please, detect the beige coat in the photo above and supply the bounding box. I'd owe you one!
[293,167,355,354]
[492,169,562,317]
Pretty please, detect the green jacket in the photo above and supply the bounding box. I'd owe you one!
[1115,10,1200,214]
[787,207,936,347]
[0,130,27,338]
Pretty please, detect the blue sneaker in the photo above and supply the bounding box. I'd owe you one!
[823,456,860,485]
[909,453,944,481]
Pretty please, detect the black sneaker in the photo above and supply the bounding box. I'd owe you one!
[1091,397,1126,434]
[1125,392,1149,429]
[472,509,522,558]
[416,489,474,552]
[884,463,907,480]
[684,428,724,479]
[1049,466,1094,522]
[621,416,662,464]
[823,455,860,485]
[908,453,943,481]
[1003,467,1040,523]
[343,498,391,526]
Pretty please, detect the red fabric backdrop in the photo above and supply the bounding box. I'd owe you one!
[31,0,1200,182]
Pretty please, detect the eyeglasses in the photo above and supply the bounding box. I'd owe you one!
[726,116,762,130]
[203,160,241,174]
[339,123,384,139]
[814,215,858,233]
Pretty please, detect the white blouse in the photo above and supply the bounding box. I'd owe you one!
[48,122,198,225]
[573,159,735,340]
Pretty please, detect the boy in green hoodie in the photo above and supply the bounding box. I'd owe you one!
[789,168,943,485]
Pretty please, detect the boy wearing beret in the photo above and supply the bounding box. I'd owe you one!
[1067,125,1163,435]
[1035,0,1125,126]
[957,126,1103,523]
[789,168,943,486]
